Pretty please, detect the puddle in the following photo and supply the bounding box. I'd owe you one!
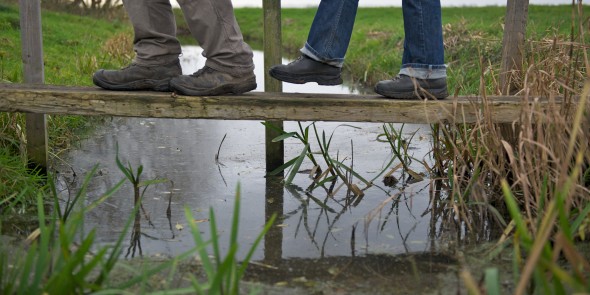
[54,47,460,292]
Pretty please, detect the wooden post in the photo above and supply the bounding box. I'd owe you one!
[500,0,529,95]
[499,0,529,145]
[263,0,284,173]
[262,0,284,263]
[20,0,48,170]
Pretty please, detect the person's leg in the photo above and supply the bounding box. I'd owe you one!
[269,0,359,85]
[92,0,182,91]
[302,0,359,67]
[375,0,448,99]
[169,0,256,95]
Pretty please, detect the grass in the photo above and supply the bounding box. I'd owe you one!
[0,2,589,294]
[0,2,133,207]
[1,156,273,294]
[227,5,589,92]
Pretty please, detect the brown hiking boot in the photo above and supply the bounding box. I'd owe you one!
[374,75,448,99]
[92,60,182,91]
[170,66,257,96]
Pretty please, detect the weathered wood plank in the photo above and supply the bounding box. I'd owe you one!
[0,84,566,124]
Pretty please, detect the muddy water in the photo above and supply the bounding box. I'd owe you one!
[55,46,458,292]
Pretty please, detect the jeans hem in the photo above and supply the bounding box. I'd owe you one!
[301,43,345,68]
[400,64,447,79]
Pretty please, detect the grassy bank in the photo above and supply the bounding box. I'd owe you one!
[229,5,588,93]
[0,3,132,207]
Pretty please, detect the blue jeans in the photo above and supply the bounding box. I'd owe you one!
[301,0,446,79]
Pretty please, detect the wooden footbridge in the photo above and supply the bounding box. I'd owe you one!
[2,0,561,171]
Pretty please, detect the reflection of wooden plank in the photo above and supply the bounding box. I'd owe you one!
[0,84,567,124]
[19,0,47,168]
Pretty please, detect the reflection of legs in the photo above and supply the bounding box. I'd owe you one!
[169,0,256,96]
[92,0,182,91]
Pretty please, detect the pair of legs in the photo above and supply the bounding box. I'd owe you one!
[270,0,448,99]
[93,0,256,96]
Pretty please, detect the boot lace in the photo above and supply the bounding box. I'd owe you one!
[190,66,215,77]
[288,56,304,65]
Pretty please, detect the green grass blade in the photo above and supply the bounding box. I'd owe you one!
[184,207,215,279]
[331,159,371,186]
[484,268,501,295]
[501,179,532,243]
[267,156,298,176]
[209,207,221,268]
[237,214,277,279]
[271,131,297,142]
[229,184,241,252]
[32,193,50,293]
[285,143,309,185]
[571,203,590,238]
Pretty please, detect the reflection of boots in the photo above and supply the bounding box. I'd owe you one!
[269,55,342,85]
[170,66,257,96]
[374,75,448,99]
[93,60,182,92]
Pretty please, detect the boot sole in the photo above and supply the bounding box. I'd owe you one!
[170,79,257,96]
[93,76,172,92]
[269,69,343,86]
[374,85,449,100]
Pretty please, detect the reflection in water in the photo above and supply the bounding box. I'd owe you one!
[54,48,461,291]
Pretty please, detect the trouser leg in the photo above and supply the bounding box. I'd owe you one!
[301,0,359,67]
[400,0,446,79]
[123,0,181,66]
[177,0,254,75]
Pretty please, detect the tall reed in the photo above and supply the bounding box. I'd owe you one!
[432,3,590,293]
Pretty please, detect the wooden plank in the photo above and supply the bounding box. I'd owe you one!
[19,0,48,169]
[263,0,284,172]
[0,84,567,124]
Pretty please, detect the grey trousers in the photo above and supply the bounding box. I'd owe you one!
[123,0,254,75]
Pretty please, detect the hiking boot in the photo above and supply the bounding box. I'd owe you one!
[92,60,182,92]
[374,75,448,99]
[269,55,342,85]
[169,66,257,96]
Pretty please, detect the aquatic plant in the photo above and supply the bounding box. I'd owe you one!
[183,184,276,295]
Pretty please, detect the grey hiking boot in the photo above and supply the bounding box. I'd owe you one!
[269,55,342,85]
[374,75,448,99]
[92,60,182,92]
[169,66,257,96]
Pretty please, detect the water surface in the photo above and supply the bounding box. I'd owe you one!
[55,47,457,292]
